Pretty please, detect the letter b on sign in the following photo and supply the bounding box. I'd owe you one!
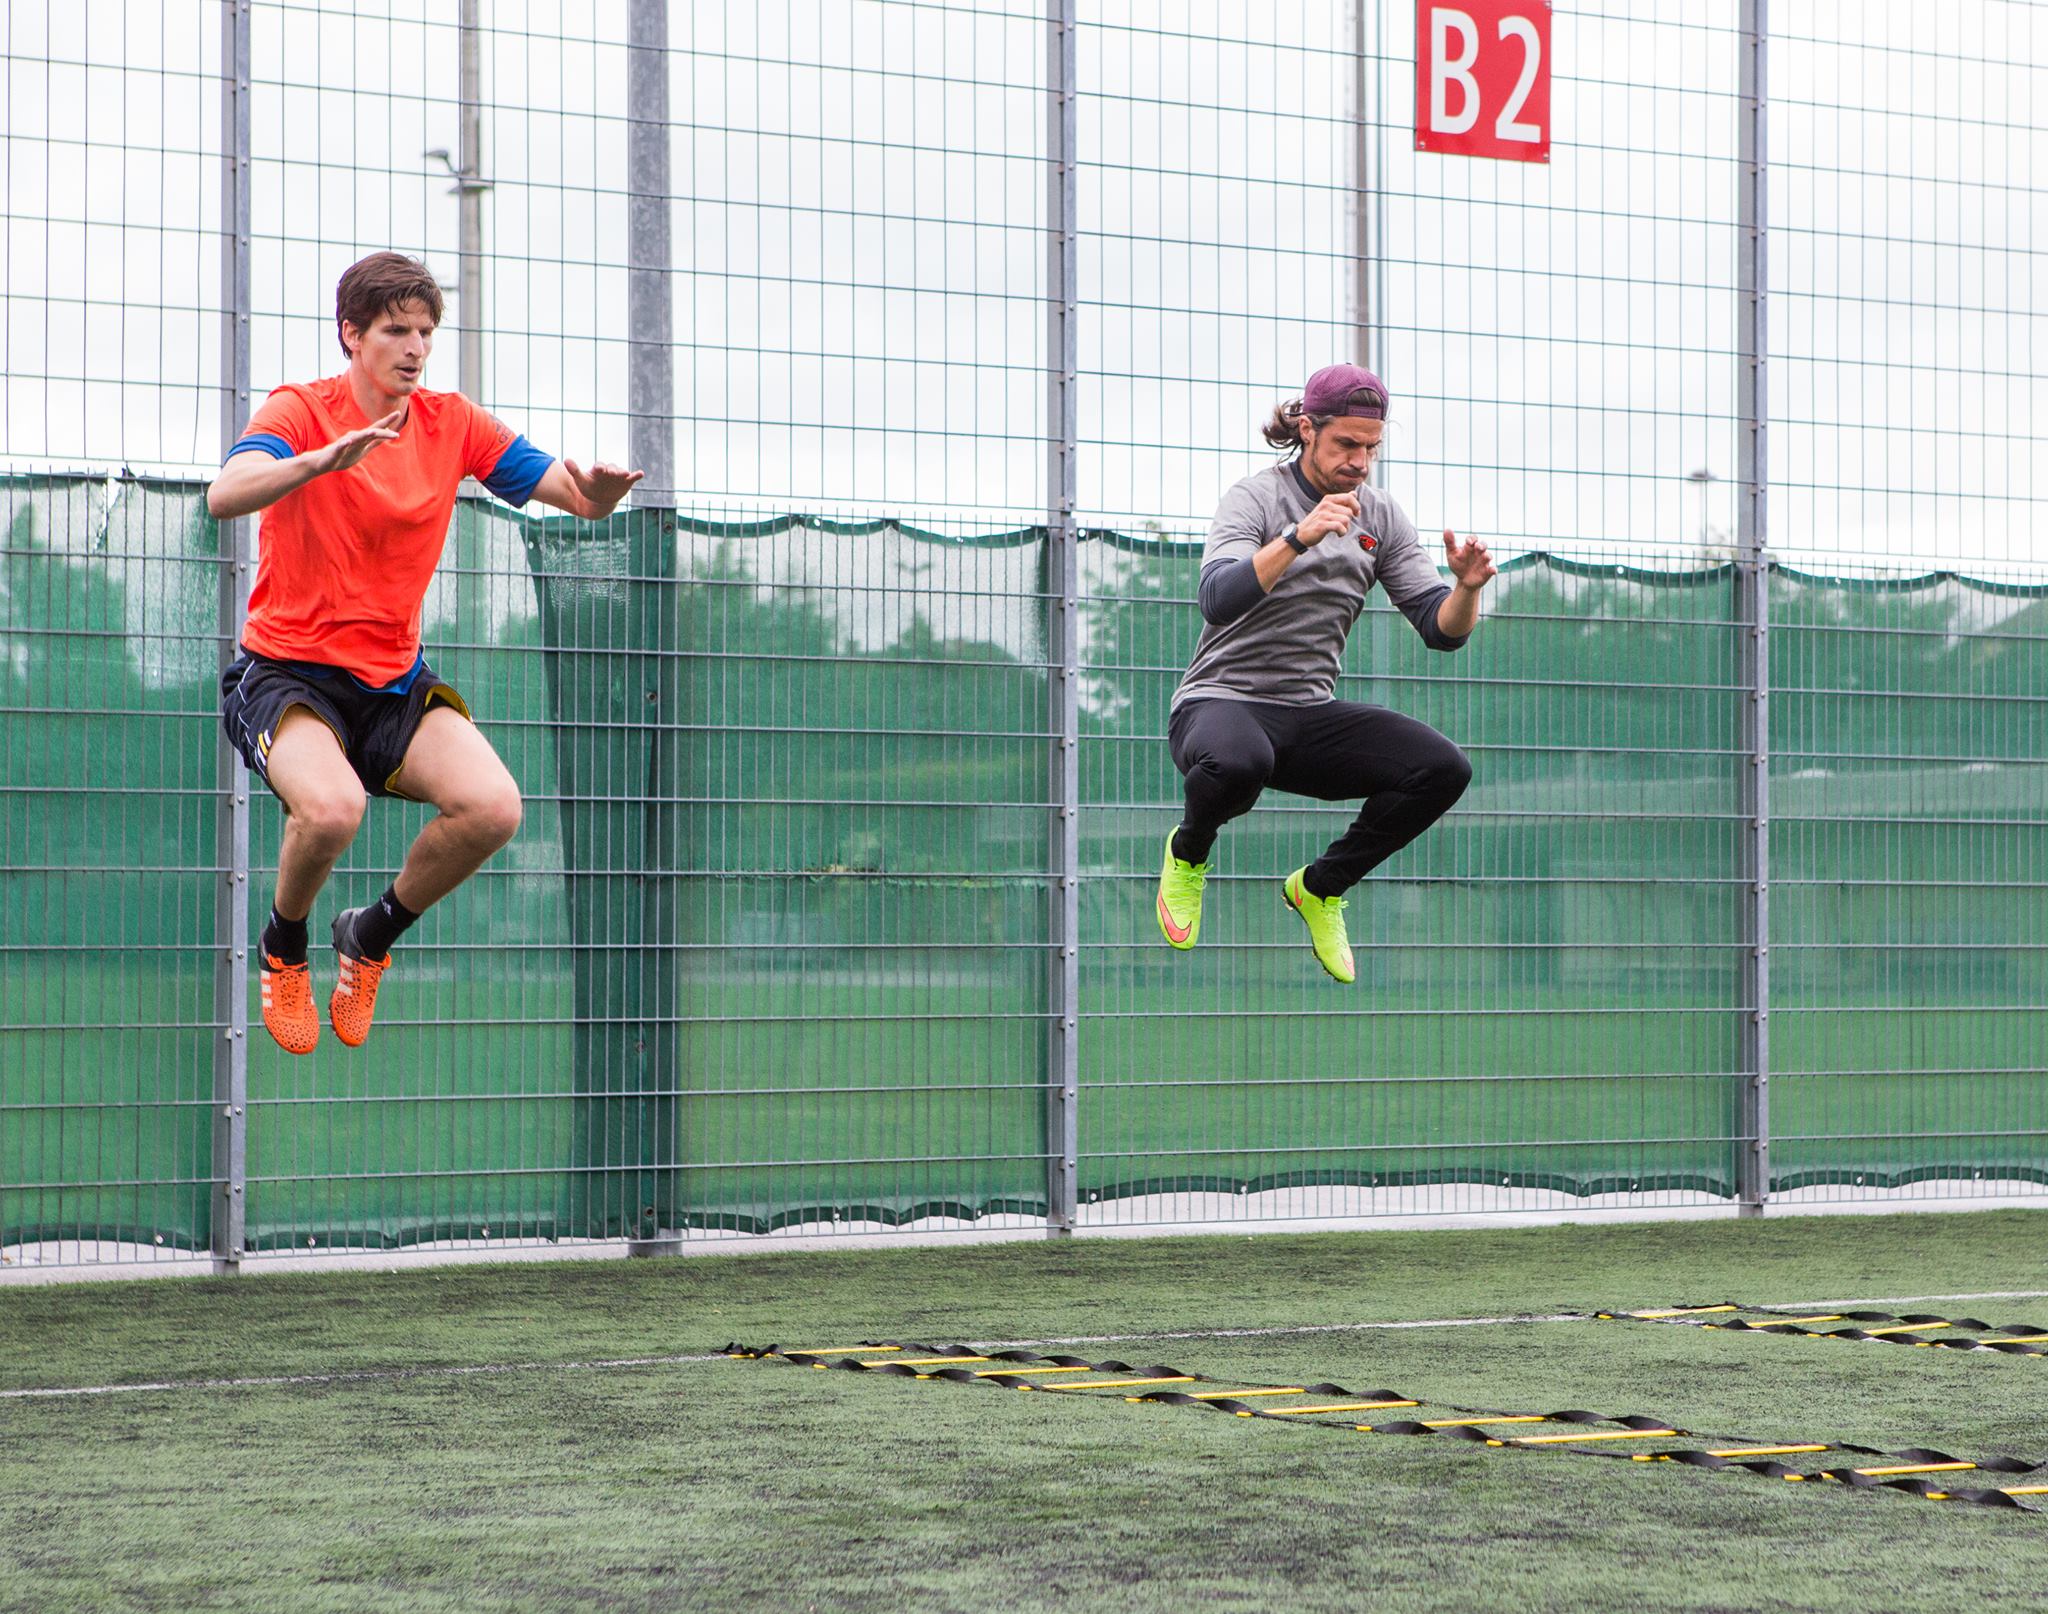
[1415,1,1550,162]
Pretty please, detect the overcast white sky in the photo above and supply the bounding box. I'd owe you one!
[2,0,2043,568]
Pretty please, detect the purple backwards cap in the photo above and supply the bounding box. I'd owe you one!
[1300,363,1389,421]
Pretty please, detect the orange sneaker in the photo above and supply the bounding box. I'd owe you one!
[259,953,320,1055]
[327,908,391,1048]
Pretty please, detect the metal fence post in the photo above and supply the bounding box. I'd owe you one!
[1045,0,1080,1236]
[211,0,254,1273]
[1736,0,1771,1217]
[625,0,681,1255]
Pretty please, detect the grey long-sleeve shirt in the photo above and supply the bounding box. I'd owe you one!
[1170,460,1467,712]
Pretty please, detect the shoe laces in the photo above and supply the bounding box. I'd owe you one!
[1296,880,1344,915]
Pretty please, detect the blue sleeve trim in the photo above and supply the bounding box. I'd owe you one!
[224,433,294,463]
[481,435,554,506]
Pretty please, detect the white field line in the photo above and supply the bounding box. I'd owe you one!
[10,1291,2048,1403]
[1,1314,1579,1402]
[0,1353,717,1401]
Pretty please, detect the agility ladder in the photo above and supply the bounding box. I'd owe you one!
[725,1340,2046,1511]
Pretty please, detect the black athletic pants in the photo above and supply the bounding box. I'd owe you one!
[1167,698,1471,898]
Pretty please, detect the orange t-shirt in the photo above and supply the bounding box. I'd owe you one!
[229,376,549,683]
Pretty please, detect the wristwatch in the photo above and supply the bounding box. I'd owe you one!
[1279,523,1308,555]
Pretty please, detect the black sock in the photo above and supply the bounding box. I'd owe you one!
[1302,864,1340,901]
[1170,826,1211,865]
[349,884,421,960]
[262,907,309,966]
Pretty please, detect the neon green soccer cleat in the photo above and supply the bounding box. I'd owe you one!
[1282,867,1355,983]
[1155,830,1209,950]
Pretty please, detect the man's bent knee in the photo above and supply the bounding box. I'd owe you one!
[482,789,523,851]
[455,787,522,853]
[1434,746,1474,803]
[288,786,367,852]
[1194,753,1272,798]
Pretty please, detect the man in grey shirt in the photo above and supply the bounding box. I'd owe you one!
[1155,363,1496,982]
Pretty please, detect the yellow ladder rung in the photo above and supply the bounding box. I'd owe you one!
[869,1356,990,1367]
[1510,1428,1677,1446]
[1705,1444,1831,1458]
[1999,1486,2048,1497]
[1267,1400,1420,1415]
[1850,1461,1976,1477]
[1400,1416,1549,1429]
[1632,1445,1833,1463]
[1861,1322,1951,1337]
[1633,1305,1739,1318]
[1980,1334,2048,1344]
[972,1365,1094,1377]
[1770,1315,1844,1326]
[1185,1387,1306,1399]
[1040,1376,1196,1391]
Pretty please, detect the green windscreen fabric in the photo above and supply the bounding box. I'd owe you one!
[1769,567,2048,1192]
[657,517,1053,1231]
[0,479,220,1252]
[1078,543,1749,1207]
[3,473,2044,1255]
[525,511,681,1240]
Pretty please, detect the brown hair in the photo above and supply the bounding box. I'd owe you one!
[335,252,444,357]
[1261,399,1337,454]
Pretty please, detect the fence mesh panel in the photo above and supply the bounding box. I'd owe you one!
[3,0,2044,1268]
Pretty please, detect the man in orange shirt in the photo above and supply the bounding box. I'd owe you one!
[209,252,642,1054]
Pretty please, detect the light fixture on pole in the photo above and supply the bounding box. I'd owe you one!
[425,2,492,400]
[1688,467,1719,553]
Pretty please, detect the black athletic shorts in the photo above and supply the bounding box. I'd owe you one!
[220,648,471,801]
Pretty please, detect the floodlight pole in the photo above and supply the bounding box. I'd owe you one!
[1352,0,1391,487]
[1045,0,1081,1237]
[1348,0,1370,371]
[212,0,254,1275]
[627,0,676,506]
[1736,0,1771,1218]
[458,0,485,401]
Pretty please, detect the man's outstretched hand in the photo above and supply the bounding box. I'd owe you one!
[1444,530,1496,591]
[563,460,645,519]
[316,410,405,475]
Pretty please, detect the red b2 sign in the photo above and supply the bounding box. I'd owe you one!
[1415,1,1551,163]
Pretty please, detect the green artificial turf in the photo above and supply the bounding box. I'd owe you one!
[4,1210,2048,1612]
